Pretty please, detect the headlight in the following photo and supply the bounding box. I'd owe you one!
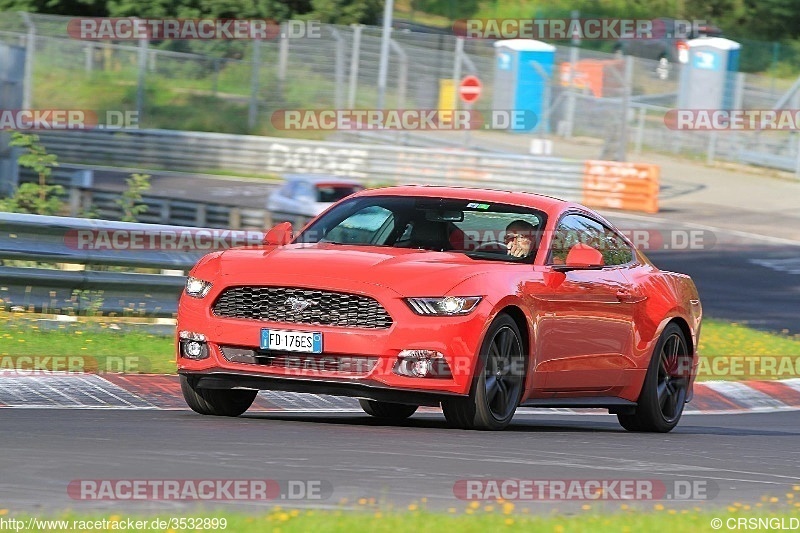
[185,277,212,298]
[405,296,482,316]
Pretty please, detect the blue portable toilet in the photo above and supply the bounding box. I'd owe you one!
[492,39,555,132]
[678,37,740,110]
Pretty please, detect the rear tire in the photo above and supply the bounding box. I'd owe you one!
[359,399,417,420]
[442,314,525,431]
[617,323,690,433]
[181,375,257,417]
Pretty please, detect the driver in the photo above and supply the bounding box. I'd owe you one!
[504,220,537,258]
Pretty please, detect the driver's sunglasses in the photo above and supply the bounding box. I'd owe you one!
[504,232,532,243]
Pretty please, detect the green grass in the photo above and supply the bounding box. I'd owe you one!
[0,314,175,374]
[698,319,800,357]
[2,504,799,533]
[2,311,799,379]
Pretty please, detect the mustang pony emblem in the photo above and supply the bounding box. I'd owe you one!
[286,297,314,312]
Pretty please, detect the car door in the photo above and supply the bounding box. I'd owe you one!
[532,213,638,393]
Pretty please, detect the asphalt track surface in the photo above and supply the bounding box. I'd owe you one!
[2,408,799,512]
[605,212,800,335]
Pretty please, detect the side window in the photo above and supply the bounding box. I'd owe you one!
[550,214,604,265]
[549,214,633,266]
[295,182,315,201]
[600,226,634,266]
[284,181,299,198]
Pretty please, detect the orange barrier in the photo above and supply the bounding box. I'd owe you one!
[582,160,660,214]
[559,59,624,97]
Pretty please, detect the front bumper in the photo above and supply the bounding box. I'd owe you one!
[180,369,462,406]
[176,283,489,397]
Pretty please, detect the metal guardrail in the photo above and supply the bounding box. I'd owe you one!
[37,129,660,212]
[17,166,273,229]
[0,212,263,316]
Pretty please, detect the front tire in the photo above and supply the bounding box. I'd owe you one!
[442,314,525,431]
[618,323,690,433]
[181,375,257,417]
[359,399,417,420]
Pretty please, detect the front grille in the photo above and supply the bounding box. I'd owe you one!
[220,346,378,375]
[212,286,393,329]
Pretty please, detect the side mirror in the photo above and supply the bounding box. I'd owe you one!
[263,221,294,245]
[564,243,604,269]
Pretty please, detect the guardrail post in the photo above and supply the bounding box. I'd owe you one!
[263,210,273,229]
[68,186,81,216]
[229,207,241,229]
[159,201,170,224]
[195,204,207,227]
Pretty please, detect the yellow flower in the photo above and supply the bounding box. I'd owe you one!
[289,510,299,517]
[358,498,367,505]
[769,497,779,503]
[468,501,480,509]
[109,515,121,522]
[787,493,795,500]
[447,508,457,514]
[484,505,495,512]
[502,502,515,514]
[504,518,514,526]
[277,513,289,522]
[408,504,418,512]
[553,525,565,533]
[0,510,8,516]
[581,504,591,511]
[793,485,800,491]
[668,509,677,515]
[654,504,665,511]
[374,512,382,519]
[620,504,629,510]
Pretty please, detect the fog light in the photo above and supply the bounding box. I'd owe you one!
[186,341,203,357]
[411,358,433,377]
[180,338,209,360]
[394,349,451,378]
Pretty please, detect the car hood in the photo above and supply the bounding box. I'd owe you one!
[219,243,486,296]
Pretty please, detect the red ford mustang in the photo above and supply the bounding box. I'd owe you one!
[177,186,702,432]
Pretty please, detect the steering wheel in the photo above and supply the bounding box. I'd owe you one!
[474,240,507,253]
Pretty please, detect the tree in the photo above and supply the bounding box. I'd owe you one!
[0,132,63,216]
[306,0,384,24]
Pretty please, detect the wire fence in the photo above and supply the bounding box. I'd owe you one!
[1,12,800,174]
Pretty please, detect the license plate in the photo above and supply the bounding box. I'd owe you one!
[260,329,323,353]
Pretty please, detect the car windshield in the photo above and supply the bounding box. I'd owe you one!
[295,195,547,262]
[316,184,363,203]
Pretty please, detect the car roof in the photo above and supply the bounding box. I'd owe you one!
[353,185,582,216]
[282,174,362,186]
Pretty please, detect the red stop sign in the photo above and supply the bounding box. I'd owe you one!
[458,75,482,104]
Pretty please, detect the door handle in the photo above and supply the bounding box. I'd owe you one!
[616,290,647,303]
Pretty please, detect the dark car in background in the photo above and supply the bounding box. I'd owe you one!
[615,18,723,79]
